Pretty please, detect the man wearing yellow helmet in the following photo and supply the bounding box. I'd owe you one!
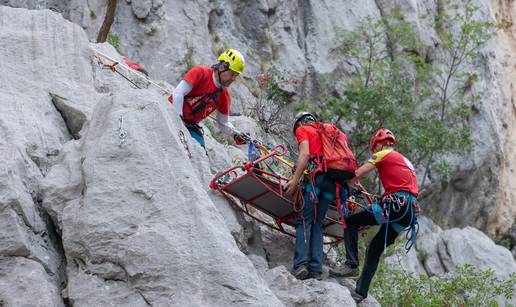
[168,48,245,148]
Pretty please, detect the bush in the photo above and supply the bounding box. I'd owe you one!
[332,231,515,306]
[372,263,516,306]
[250,68,299,135]
[107,33,120,53]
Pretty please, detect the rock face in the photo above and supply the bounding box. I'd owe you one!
[0,6,283,305]
[0,1,515,306]
[492,0,516,248]
[0,257,64,307]
[0,6,92,305]
[388,217,516,279]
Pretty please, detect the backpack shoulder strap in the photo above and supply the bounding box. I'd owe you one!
[208,86,224,102]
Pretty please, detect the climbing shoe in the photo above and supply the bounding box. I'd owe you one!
[351,290,366,303]
[293,265,309,280]
[307,271,323,280]
[329,263,359,278]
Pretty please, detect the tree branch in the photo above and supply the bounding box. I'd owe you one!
[97,0,117,43]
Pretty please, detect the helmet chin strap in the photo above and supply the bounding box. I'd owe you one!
[213,62,230,86]
[376,141,394,152]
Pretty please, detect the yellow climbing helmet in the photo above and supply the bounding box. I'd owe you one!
[218,49,245,74]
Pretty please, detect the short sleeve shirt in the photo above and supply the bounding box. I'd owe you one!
[295,124,323,157]
[369,149,419,196]
[179,66,231,124]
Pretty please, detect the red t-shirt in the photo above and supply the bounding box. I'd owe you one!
[170,66,231,124]
[295,125,324,157]
[369,149,419,196]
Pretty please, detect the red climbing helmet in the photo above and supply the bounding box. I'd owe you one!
[369,128,396,151]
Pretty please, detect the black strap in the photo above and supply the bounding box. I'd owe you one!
[184,122,204,136]
[189,86,224,115]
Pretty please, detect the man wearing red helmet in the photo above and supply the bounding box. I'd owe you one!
[329,128,419,303]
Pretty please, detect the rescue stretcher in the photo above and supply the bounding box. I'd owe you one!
[210,145,372,243]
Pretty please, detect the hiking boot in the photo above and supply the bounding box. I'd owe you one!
[329,263,359,278]
[293,265,309,280]
[307,271,323,280]
[351,290,366,303]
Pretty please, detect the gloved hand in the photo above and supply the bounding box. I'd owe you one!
[350,186,363,197]
[233,132,248,145]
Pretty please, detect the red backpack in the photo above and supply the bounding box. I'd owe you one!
[313,122,357,181]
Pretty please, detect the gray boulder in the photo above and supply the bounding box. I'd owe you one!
[264,266,358,307]
[0,257,64,307]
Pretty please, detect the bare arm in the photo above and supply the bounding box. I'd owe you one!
[356,162,376,179]
[349,162,376,185]
[285,140,310,195]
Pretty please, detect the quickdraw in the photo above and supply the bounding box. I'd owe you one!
[100,61,143,89]
[382,193,408,212]
[116,102,155,148]
[92,48,170,95]
[117,116,127,147]
[178,130,192,159]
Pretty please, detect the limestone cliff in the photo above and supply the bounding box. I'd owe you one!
[0,1,514,305]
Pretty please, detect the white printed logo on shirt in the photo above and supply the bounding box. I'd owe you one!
[403,157,415,171]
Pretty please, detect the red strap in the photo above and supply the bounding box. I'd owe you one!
[103,62,118,72]
[335,183,347,229]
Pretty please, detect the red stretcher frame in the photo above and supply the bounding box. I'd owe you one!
[210,145,372,243]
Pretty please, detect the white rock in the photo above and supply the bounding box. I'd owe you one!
[0,257,64,307]
[131,0,152,19]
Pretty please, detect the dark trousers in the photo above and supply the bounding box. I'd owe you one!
[185,124,205,147]
[293,175,349,273]
[344,198,414,297]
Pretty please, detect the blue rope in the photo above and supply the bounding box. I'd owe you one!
[247,143,277,175]
[384,196,419,253]
[364,192,418,254]
[382,202,411,254]
[404,217,419,252]
[384,204,391,255]
[247,143,259,161]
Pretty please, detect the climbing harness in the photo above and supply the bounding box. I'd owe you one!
[187,86,224,116]
[367,191,420,253]
[183,122,209,156]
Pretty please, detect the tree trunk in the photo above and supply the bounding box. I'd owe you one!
[96,0,117,43]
